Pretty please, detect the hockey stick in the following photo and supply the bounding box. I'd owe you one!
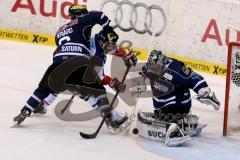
[79,66,131,139]
[60,93,77,114]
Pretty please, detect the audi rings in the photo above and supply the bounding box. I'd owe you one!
[100,0,166,37]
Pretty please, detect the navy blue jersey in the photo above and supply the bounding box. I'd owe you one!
[53,11,110,64]
[141,57,209,109]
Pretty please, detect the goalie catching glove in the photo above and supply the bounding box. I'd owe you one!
[194,87,220,110]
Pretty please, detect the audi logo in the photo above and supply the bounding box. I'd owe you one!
[100,0,166,37]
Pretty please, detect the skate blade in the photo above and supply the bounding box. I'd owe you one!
[109,127,122,134]
[196,124,207,131]
[166,135,192,147]
[11,122,23,128]
[121,120,133,136]
[31,113,46,117]
[109,118,133,135]
[186,124,208,137]
[122,127,130,136]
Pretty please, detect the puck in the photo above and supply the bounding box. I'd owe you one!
[132,128,139,135]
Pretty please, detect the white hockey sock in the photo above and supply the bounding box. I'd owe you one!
[84,95,122,120]
[43,93,58,106]
[87,96,98,108]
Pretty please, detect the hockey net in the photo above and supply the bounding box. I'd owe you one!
[223,42,240,136]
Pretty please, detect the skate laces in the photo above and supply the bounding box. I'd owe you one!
[22,110,31,117]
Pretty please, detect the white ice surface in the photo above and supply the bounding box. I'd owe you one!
[0,40,240,160]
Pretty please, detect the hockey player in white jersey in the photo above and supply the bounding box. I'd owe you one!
[133,50,220,146]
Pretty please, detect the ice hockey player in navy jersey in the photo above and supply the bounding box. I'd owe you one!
[13,4,136,130]
[134,50,220,146]
[54,4,118,64]
[78,32,137,132]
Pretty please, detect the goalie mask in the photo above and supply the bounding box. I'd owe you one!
[68,4,88,20]
[147,50,168,76]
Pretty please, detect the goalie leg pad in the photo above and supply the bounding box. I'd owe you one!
[136,112,191,146]
[179,114,207,137]
[165,123,191,147]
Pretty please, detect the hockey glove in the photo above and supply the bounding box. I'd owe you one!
[114,48,126,57]
[114,48,137,67]
[122,50,137,67]
[109,78,126,93]
[102,26,119,43]
[195,87,220,110]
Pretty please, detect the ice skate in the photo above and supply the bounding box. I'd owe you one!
[105,113,129,134]
[33,102,47,114]
[13,107,32,125]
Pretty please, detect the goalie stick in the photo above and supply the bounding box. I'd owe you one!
[79,66,131,139]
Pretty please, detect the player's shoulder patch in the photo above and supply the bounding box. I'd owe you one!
[180,65,192,78]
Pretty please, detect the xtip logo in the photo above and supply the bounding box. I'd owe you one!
[213,65,226,75]
[32,34,48,43]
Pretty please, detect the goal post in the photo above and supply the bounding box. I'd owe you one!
[223,42,240,136]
